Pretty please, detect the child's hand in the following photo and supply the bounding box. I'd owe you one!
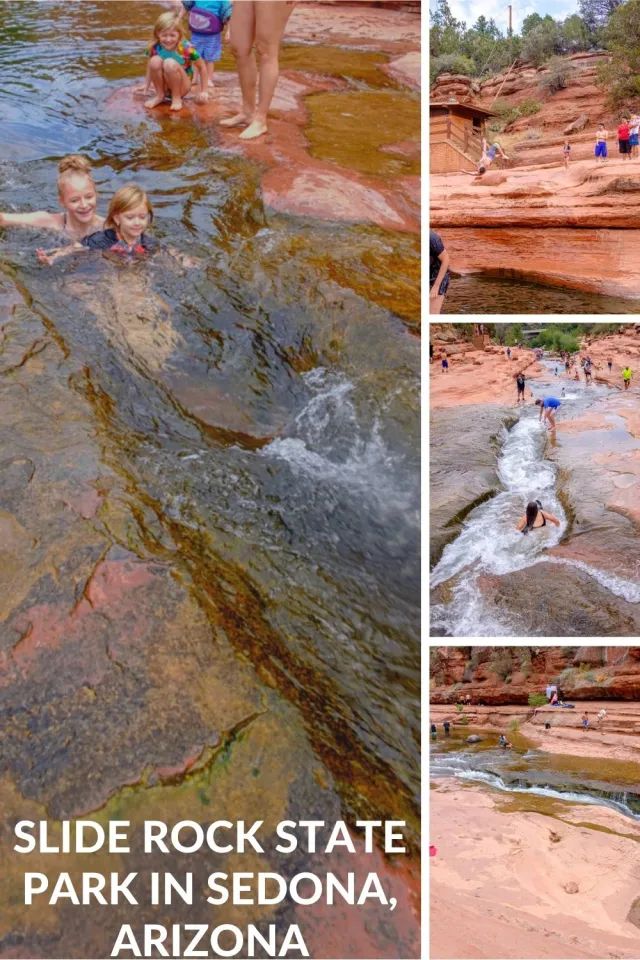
[195,91,209,104]
[36,248,55,265]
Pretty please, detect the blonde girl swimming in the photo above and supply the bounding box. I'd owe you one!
[145,12,209,111]
[37,185,156,265]
[0,155,103,240]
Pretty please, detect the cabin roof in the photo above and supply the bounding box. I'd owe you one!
[430,100,495,120]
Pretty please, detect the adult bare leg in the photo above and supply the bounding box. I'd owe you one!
[220,0,257,127]
[240,1,294,140]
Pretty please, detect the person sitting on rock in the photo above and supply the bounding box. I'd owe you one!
[498,734,512,749]
[516,499,561,535]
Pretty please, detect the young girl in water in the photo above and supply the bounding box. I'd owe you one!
[0,155,103,241]
[37,185,155,265]
[145,12,209,111]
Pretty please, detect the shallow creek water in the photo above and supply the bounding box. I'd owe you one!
[430,363,640,636]
[0,3,419,824]
[430,729,640,823]
[443,273,640,315]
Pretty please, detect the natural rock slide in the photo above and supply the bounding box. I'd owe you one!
[431,331,640,637]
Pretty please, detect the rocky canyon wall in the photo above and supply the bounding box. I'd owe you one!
[430,646,640,705]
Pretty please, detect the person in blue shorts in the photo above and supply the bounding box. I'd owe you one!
[177,1,233,89]
[594,124,608,163]
[535,396,561,429]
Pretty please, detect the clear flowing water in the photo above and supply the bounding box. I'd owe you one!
[430,365,639,636]
[443,273,640,315]
[0,4,419,819]
[430,735,640,821]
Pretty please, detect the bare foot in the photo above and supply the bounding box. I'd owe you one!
[144,95,166,109]
[239,119,268,140]
[219,112,251,128]
[170,98,184,111]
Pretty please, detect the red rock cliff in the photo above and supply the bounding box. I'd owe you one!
[430,646,640,705]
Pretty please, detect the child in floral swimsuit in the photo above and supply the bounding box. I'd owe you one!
[145,12,208,111]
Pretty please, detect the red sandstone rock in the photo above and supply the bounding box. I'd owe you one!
[430,647,640,705]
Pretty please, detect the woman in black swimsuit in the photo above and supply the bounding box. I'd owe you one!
[516,499,560,534]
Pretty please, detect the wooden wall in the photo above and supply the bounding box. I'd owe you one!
[430,112,484,173]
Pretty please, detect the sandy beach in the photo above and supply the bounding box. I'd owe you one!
[430,780,640,959]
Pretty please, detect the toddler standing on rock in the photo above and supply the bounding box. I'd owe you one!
[169,1,233,89]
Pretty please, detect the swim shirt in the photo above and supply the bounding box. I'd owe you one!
[623,367,633,380]
[543,397,561,409]
[148,40,200,77]
[618,123,630,140]
[81,228,157,257]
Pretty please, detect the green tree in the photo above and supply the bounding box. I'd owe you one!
[522,12,546,35]
[580,0,624,34]
[561,13,591,51]
[430,0,466,57]
[522,20,562,65]
[599,0,640,105]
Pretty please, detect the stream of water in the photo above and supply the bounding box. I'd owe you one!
[430,733,640,822]
[0,4,420,821]
[430,365,640,636]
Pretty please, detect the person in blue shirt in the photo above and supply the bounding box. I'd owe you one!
[535,396,561,429]
[178,1,233,89]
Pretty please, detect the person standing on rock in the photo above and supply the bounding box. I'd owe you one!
[441,351,449,373]
[430,229,450,315]
[563,139,571,169]
[618,117,631,160]
[584,357,593,384]
[219,0,296,140]
[582,712,590,730]
[516,372,526,404]
[594,124,608,163]
[630,115,640,158]
[608,358,613,374]
[622,365,633,390]
[535,396,561,429]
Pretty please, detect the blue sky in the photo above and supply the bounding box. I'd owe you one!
[431,0,578,33]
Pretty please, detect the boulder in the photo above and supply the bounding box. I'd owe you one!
[466,735,483,743]
[563,114,589,135]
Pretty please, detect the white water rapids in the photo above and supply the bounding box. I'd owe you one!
[430,378,640,636]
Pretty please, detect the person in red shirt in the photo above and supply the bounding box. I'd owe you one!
[618,117,631,159]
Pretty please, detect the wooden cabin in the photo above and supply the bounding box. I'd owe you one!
[430,101,495,174]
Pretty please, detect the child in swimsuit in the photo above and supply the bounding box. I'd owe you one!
[4,155,104,242]
[179,1,232,89]
[37,185,156,265]
[145,11,209,111]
